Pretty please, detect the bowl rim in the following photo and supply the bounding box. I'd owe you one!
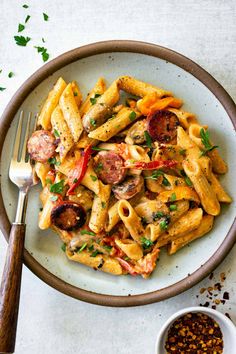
[0,40,236,307]
[155,306,236,353]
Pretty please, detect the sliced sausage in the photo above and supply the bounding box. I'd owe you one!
[51,202,86,231]
[93,151,127,185]
[147,110,179,143]
[83,103,112,132]
[27,130,56,162]
[112,175,144,200]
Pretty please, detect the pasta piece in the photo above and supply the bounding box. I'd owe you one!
[105,201,120,232]
[80,161,100,194]
[80,77,106,116]
[89,182,111,233]
[71,80,83,108]
[183,160,220,216]
[168,108,197,129]
[59,83,83,142]
[38,187,55,229]
[117,200,144,243]
[76,131,98,149]
[168,215,214,255]
[34,162,50,187]
[52,226,73,244]
[68,185,94,211]
[189,123,228,174]
[66,249,123,275]
[155,208,203,248]
[56,149,81,176]
[117,76,172,98]
[115,239,143,260]
[157,186,200,204]
[135,200,169,223]
[51,106,74,162]
[88,107,141,141]
[208,173,232,203]
[38,77,67,130]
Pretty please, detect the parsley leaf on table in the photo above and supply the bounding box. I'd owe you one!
[43,13,49,21]
[14,35,31,46]
[18,23,25,32]
[25,15,31,23]
[34,46,49,62]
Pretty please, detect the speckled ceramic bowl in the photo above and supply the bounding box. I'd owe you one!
[155,307,236,353]
[0,40,236,306]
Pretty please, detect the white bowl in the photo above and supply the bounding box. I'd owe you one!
[155,306,236,353]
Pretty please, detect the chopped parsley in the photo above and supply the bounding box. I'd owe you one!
[90,175,97,182]
[144,170,164,180]
[94,93,101,98]
[90,97,98,105]
[43,13,49,21]
[73,178,78,183]
[74,92,78,96]
[92,146,109,151]
[152,211,165,221]
[185,176,193,186]
[48,157,60,166]
[90,250,103,257]
[141,237,154,249]
[101,201,106,209]
[22,4,29,8]
[18,23,25,32]
[14,35,31,46]
[80,230,96,236]
[54,129,60,138]
[25,15,31,23]
[49,179,65,194]
[179,149,186,156]
[144,130,152,148]
[162,176,171,186]
[61,243,66,252]
[0,87,6,91]
[8,72,14,78]
[169,204,177,211]
[94,162,103,173]
[88,244,94,251]
[45,178,53,185]
[77,242,87,253]
[42,37,45,43]
[200,128,218,156]
[90,118,96,127]
[159,215,171,231]
[129,111,136,122]
[170,192,177,202]
[103,245,112,252]
[50,195,58,202]
[34,46,49,62]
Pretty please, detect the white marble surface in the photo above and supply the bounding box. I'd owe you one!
[0,1,236,353]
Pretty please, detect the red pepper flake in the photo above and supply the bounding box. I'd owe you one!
[165,312,224,353]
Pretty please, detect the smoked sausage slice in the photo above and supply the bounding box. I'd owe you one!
[147,110,179,143]
[93,151,126,185]
[27,130,56,162]
[51,202,86,231]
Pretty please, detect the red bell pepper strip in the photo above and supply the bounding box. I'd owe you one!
[124,159,177,170]
[67,145,92,195]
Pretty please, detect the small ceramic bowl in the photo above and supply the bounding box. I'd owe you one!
[155,306,236,353]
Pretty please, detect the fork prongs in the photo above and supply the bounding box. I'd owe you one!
[21,112,32,162]
[12,111,24,161]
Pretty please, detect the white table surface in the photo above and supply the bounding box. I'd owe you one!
[0,1,236,353]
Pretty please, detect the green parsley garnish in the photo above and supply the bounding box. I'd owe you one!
[101,201,106,209]
[49,179,65,194]
[200,128,218,156]
[73,178,78,184]
[50,195,58,202]
[144,130,152,148]
[8,72,14,78]
[92,147,109,151]
[169,204,177,211]
[162,176,171,186]
[0,69,2,73]
[160,220,168,231]
[90,118,96,127]
[14,35,31,46]
[0,87,6,91]
[170,192,176,202]
[152,211,165,221]
[25,15,31,23]
[45,178,53,185]
[77,243,87,253]
[90,97,97,105]
[48,157,60,166]
[61,243,66,252]
[18,23,25,32]
[179,149,186,156]
[185,176,193,186]
[129,111,136,122]
[54,129,60,138]
[34,46,49,62]
[144,170,164,180]
[22,4,29,8]
[94,162,103,173]
[88,245,94,251]
[90,175,97,182]
[94,93,101,98]
[43,13,49,21]
[103,245,112,252]
[141,237,154,249]
[90,250,103,257]
[80,230,96,236]
[42,37,45,43]
[73,92,78,96]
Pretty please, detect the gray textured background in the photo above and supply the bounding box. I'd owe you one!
[0,1,235,353]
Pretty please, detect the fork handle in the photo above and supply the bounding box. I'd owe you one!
[0,223,25,354]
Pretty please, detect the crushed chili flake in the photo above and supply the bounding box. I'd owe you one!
[165,312,224,353]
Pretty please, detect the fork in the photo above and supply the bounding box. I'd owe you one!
[0,111,37,354]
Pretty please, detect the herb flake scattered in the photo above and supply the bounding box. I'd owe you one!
[22,4,29,8]
[170,192,177,202]
[144,130,152,148]
[25,15,31,23]
[90,175,97,182]
[169,204,177,211]
[200,128,218,156]
[34,46,49,62]
[80,230,96,236]
[78,242,87,253]
[141,237,154,249]
[14,35,31,46]
[61,243,66,252]
[49,179,65,194]
[129,111,136,122]
[8,72,14,78]
[0,87,6,91]
[90,118,96,127]
[18,23,25,32]
[43,13,49,21]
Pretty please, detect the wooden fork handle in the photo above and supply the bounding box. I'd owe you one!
[0,223,25,354]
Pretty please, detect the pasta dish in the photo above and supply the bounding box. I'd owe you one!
[27,76,231,278]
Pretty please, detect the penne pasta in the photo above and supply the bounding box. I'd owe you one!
[80,77,106,116]
[89,182,111,233]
